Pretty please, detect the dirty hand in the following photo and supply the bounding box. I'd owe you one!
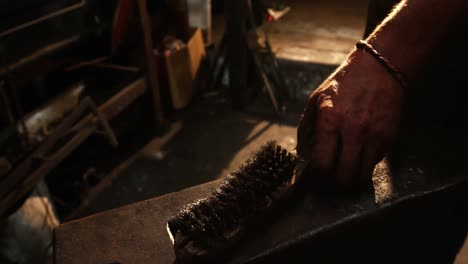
[297,48,404,185]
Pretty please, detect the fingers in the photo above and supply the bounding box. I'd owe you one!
[336,138,362,185]
[310,110,339,177]
[298,89,342,181]
[359,144,377,185]
[296,96,317,157]
[360,139,389,183]
[297,84,337,156]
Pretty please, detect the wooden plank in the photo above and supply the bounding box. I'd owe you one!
[64,121,183,221]
[0,125,95,216]
[0,99,91,199]
[0,36,80,76]
[0,80,147,217]
[69,78,147,133]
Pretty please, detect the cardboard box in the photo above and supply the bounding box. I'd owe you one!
[156,28,206,110]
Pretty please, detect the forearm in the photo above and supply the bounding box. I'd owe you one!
[366,0,468,80]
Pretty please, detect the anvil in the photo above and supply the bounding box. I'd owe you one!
[54,151,467,263]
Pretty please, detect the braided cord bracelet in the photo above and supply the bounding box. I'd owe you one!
[356,40,409,90]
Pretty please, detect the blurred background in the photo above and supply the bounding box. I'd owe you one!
[0,0,466,263]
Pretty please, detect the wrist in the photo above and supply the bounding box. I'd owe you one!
[361,0,468,85]
[355,40,409,91]
[366,34,416,81]
[344,47,403,89]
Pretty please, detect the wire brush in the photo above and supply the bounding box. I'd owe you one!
[167,141,303,263]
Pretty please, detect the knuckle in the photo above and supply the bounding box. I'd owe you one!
[342,116,369,143]
[317,105,333,116]
[317,107,339,130]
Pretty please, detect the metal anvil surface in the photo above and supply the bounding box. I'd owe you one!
[54,153,468,263]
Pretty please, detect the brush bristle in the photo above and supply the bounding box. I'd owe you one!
[168,141,296,255]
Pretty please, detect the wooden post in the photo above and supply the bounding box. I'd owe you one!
[137,0,165,127]
[225,0,248,108]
